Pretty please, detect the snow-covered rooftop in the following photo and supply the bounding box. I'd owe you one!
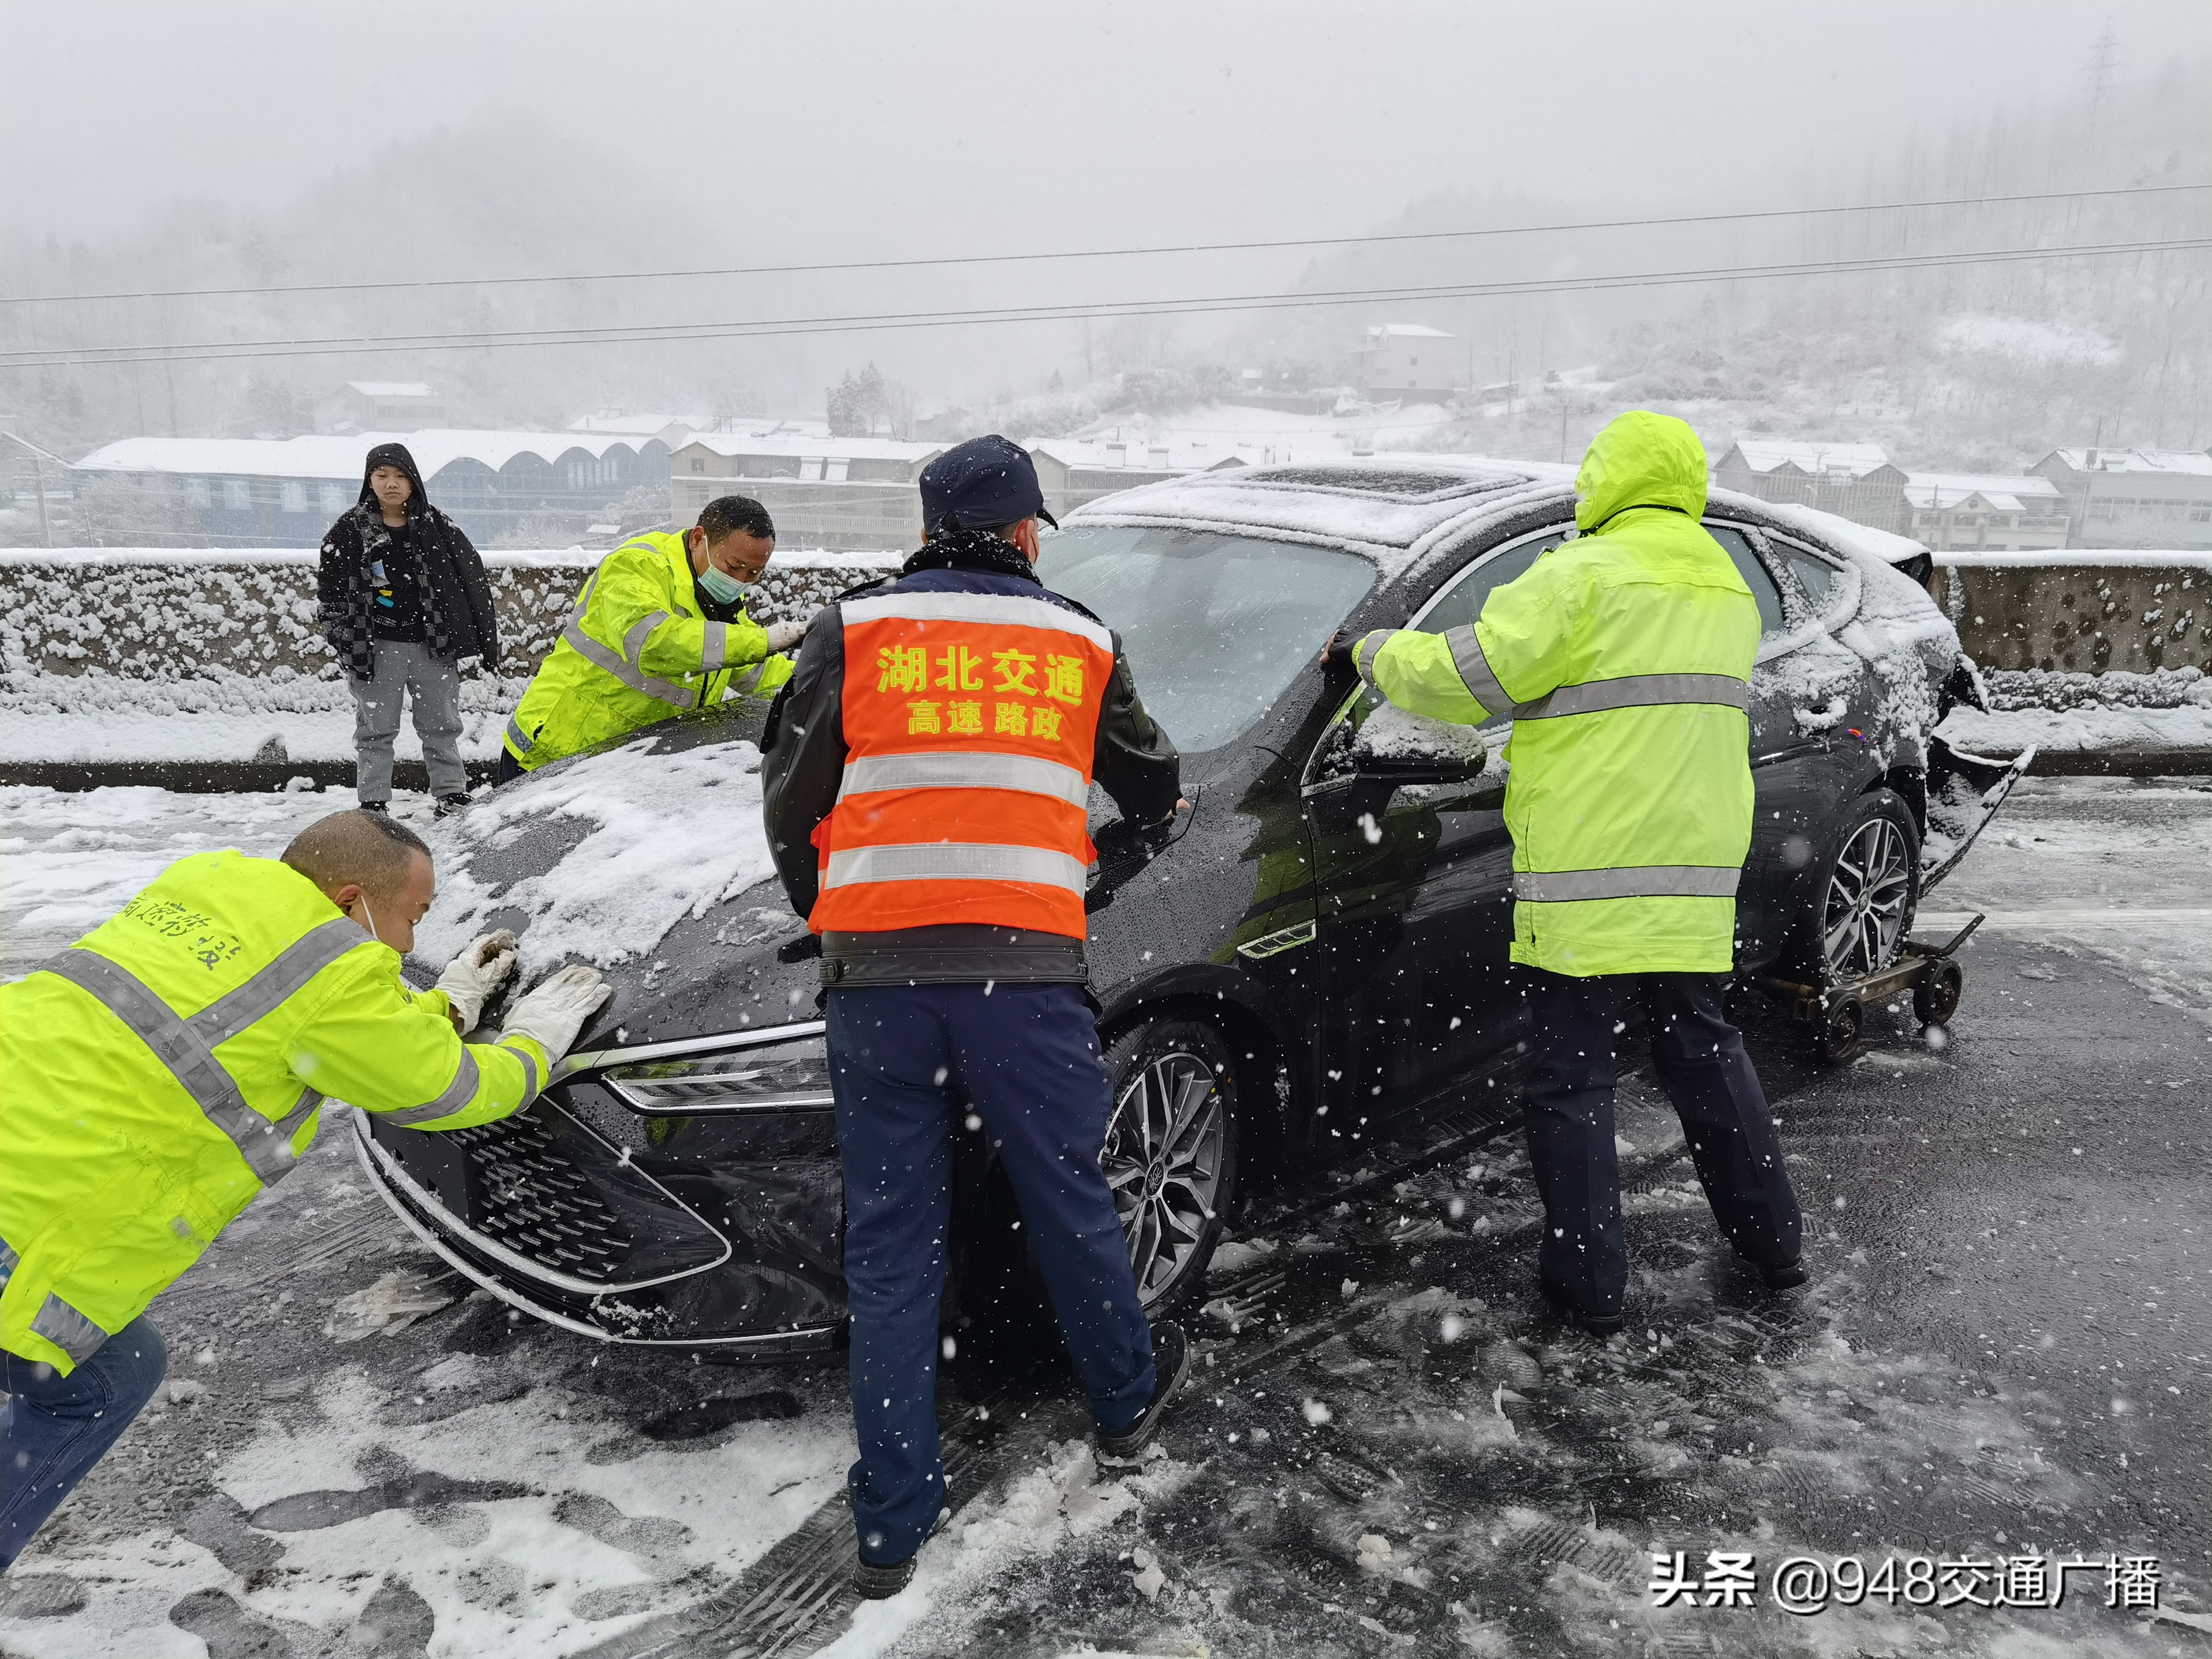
[1362,323,1454,340]
[1032,437,1259,474]
[1903,473,2063,512]
[2041,447,2212,477]
[74,430,663,481]
[672,432,940,464]
[342,381,435,398]
[1722,435,1893,477]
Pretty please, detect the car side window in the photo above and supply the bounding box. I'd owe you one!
[1703,524,1787,636]
[1761,532,1846,616]
[1411,528,1570,637]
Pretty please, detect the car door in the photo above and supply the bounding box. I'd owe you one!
[1304,525,1569,1136]
[1705,521,1862,966]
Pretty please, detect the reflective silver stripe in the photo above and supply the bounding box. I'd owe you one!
[841,591,1113,651]
[0,1238,18,1285]
[838,750,1090,807]
[822,842,1089,894]
[1517,673,1751,720]
[622,610,670,665]
[504,714,535,756]
[1353,629,1394,687]
[30,1292,108,1364]
[1514,865,1742,902]
[1444,624,1518,717]
[729,659,768,697]
[383,1049,480,1127]
[189,920,364,1047]
[505,1043,543,1107]
[41,936,365,1186]
[700,619,729,673]
[561,621,692,709]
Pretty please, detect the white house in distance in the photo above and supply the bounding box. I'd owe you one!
[1350,324,1458,403]
[316,382,448,434]
[1709,435,1908,532]
[1901,473,2069,552]
[2031,447,2212,551]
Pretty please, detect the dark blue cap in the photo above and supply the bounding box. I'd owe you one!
[918,434,1058,538]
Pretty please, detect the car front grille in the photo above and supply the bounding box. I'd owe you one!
[447,1115,632,1284]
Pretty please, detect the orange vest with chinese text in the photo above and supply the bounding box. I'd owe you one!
[811,587,1115,939]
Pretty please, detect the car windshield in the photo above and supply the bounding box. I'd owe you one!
[1038,525,1378,752]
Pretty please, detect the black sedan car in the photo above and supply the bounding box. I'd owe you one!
[361,459,2021,1355]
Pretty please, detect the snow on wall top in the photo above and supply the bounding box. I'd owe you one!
[1032,437,1261,473]
[0,546,898,570]
[73,429,664,481]
[1720,435,1891,477]
[342,381,435,399]
[1934,549,2212,569]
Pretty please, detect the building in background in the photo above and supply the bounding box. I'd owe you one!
[669,434,943,550]
[1029,439,1251,521]
[72,430,671,547]
[2031,448,2212,551]
[1349,325,1459,403]
[316,382,448,435]
[1901,473,2069,552]
[1709,436,1908,532]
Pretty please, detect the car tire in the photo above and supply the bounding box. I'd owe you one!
[1795,788,1921,987]
[1100,1017,1242,1318]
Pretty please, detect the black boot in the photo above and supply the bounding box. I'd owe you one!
[1760,1257,1809,1290]
[852,1506,949,1600]
[434,793,473,819]
[1094,1321,1192,1464]
[358,800,389,815]
[1538,1276,1625,1337]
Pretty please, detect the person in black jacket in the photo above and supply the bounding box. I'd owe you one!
[317,443,501,817]
[761,436,1188,1599]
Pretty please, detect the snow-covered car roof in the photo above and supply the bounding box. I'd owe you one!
[1064,455,1930,581]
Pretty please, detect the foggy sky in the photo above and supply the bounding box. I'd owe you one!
[10,0,2209,249]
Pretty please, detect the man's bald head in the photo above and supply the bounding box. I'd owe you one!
[283,809,432,900]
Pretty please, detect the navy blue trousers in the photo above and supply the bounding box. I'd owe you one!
[1522,971,1803,1319]
[826,982,1154,1566]
[2,1318,167,1572]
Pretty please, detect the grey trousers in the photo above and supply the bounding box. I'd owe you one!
[350,640,465,802]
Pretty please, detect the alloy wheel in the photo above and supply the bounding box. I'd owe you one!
[1102,1050,1228,1305]
[1822,815,1913,981]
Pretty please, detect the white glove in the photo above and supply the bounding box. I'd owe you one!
[763,618,809,652]
[496,964,612,1064]
[434,930,517,1032]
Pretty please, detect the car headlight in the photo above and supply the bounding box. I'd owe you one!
[582,1023,834,1115]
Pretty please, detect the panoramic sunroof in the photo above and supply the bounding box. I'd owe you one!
[1226,465,1525,504]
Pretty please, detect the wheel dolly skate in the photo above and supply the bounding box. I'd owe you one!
[1754,913,1985,1066]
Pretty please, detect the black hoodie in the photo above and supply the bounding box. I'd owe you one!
[316,443,502,680]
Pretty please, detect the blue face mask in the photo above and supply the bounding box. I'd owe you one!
[698,562,747,605]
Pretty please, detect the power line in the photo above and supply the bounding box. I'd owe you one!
[6,234,2203,370]
[4,181,2207,307]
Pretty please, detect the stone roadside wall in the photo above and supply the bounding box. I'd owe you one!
[1931,555,2210,676]
[8,547,2205,684]
[0,549,902,682]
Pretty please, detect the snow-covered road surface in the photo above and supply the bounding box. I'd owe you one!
[2,775,2207,1656]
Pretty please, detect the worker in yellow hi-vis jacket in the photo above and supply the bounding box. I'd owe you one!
[500,494,802,779]
[0,808,609,1571]
[1321,410,1804,1336]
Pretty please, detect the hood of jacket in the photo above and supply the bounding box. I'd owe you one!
[358,442,433,517]
[1573,410,1709,533]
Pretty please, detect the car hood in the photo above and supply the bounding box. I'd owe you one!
[408,704,824,1052]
